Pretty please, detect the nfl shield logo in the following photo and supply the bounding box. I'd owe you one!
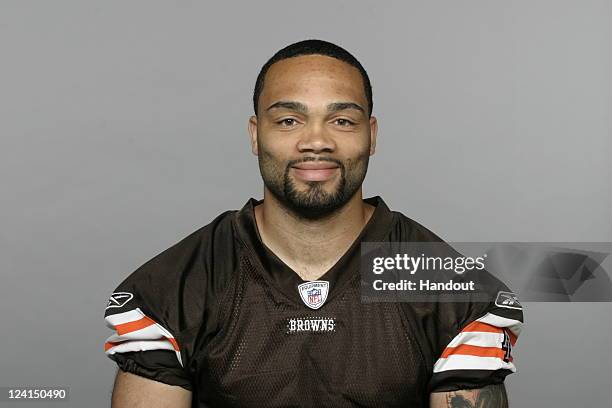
[298,281,329,310]
[308,288,321,304]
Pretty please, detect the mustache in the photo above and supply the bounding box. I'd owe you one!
[286,156,343,168]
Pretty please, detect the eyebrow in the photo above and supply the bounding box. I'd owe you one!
[266,101,365,115]
[266,101,308,114]
[327,102,365,114]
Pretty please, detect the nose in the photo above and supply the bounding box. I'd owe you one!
[296,123,336,154]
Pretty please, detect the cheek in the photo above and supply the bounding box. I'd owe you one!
[340,137,371,160]
[258,134,296,159]
[257,142,290,177]
[258,142,284,165]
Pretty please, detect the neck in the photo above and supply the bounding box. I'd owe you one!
[254,188,375,281]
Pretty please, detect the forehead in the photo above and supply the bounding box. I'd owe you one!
[261,55,366,108]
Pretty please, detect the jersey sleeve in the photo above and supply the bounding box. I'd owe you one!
[103,276,193,391]
[429,290,524,392]
[102,229,209,391]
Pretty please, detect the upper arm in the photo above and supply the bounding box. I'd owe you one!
[112,369,192,408]
[430,383,508,408]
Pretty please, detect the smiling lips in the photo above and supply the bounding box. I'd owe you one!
[292,162,340,182]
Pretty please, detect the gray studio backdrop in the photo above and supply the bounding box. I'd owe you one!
[1,1,610,407]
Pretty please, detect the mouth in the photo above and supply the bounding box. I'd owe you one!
[291,162,340,182]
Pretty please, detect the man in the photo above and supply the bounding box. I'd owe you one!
[103,39,523,407]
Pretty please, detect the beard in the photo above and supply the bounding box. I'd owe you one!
[258,147,370,220]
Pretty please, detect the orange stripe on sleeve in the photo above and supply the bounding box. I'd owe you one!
[441,344,507,360]
[114,316,156,335]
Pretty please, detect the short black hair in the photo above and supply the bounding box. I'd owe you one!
[253,39,373,117]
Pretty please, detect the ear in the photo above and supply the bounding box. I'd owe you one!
[248,115,259,156]
[368,115,378,155]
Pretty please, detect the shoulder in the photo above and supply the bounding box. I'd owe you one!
[389,210,446,243]
[104,208,239,332]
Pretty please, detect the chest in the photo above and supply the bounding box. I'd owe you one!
[193,271,433,408]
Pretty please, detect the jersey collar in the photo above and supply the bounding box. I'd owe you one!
[232,196,397,308]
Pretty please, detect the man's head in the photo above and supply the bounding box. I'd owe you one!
[248,39,378,219]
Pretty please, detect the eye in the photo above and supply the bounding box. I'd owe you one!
[277,118,298,127]
[334,118,355,127]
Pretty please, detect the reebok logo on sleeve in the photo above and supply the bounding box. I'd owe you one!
[106,292,134,309]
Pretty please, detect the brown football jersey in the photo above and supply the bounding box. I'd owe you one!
[103,196,523,407]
